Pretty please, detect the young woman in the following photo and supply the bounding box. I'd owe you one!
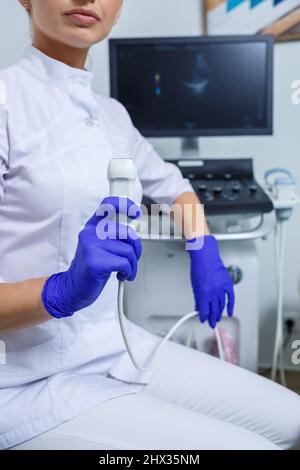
[0,0,299,450]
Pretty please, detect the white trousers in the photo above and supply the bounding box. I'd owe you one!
[12,339,300,450]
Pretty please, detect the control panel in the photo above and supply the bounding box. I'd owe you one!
[167,158,273,215]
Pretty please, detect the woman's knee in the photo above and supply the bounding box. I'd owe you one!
[267,385,300,449]
[281,393,300,450]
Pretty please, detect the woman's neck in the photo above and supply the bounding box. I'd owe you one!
[32,33,89,70]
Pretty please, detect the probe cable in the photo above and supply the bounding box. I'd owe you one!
[117,280,226,372]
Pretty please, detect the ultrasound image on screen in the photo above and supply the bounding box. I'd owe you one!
[114,41,270,136]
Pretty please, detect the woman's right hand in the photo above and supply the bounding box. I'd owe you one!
[41,197,142,319]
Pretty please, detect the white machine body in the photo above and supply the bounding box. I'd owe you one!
[107,157,264,371]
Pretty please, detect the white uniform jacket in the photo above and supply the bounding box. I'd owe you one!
[0,45,193,448]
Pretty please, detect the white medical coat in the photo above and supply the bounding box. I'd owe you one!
[0,45,193,448]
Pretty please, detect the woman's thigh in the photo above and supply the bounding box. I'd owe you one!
[12,391,279,450]
[144,339,300,450]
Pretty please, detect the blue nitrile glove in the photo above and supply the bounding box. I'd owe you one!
[186,235,235,329]
[41,197,142,319]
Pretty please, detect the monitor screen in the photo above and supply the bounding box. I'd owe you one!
[109,36,273,138]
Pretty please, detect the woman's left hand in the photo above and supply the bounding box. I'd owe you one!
[186,235,235,329]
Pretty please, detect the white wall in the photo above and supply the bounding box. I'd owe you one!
[1,0,300,365]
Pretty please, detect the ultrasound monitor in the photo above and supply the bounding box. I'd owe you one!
[109,35,273,139]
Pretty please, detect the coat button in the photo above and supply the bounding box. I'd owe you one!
[85,117,94,127]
